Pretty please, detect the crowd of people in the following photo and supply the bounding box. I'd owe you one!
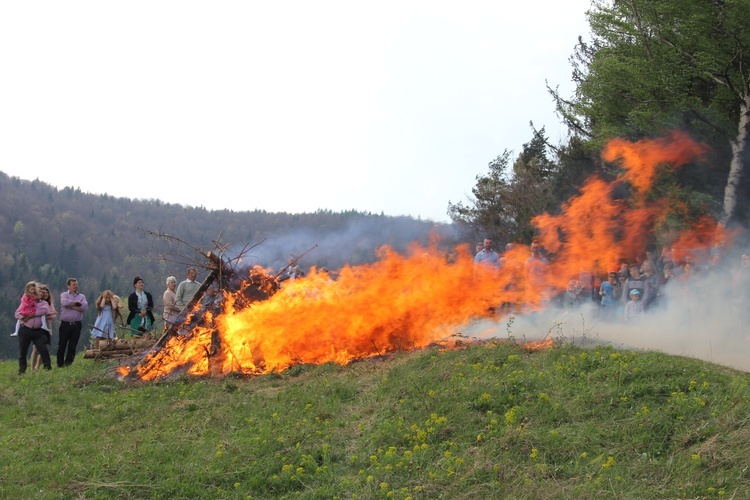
[474,237,750,323]
[12,253,318,375]
[11,268,204,375]
[12,278,88,374]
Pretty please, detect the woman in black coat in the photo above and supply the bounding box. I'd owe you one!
[126,276,155,334]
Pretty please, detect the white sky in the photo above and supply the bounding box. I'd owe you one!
[0,1,591,223]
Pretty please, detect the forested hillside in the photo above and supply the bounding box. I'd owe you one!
[0,172,452,359]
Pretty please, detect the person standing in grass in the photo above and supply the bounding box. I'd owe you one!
[57,277,88,367]
[92,290,120,343]
[524,238,551,307]
[30,284,57,371]
[127,276,155,335]
[175,267,201,312]
[162,276,180,329]
[621,264,650,307]
[474,238,500,268]
[599,271,620,319]
[624,289,645,322]
[16,281,51,374]
[10,281,49,337]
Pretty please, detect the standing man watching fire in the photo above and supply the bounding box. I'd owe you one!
[175,267,201,312]
[57,277,88,367]
[474,238,500,268]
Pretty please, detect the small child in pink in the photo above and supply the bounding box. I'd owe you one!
[10,282,49,337]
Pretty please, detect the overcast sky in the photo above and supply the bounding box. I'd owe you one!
[0,1,592,223]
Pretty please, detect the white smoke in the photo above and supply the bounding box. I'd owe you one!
[459,254,750,373]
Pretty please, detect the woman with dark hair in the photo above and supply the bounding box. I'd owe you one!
[127,276,155,335]
[30,284,57,371]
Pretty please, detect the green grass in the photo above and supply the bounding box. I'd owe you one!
[2,340,749,499]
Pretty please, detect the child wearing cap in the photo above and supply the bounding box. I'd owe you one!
[624,288,644,322]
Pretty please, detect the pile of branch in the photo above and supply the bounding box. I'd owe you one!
[83,336,158,360]
[116,232,307,379]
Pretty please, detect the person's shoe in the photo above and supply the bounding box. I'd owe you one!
[10,332,18,337]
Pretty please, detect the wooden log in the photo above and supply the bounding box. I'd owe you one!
[85,348,140,358]
[84,350,138,360]
[94,338,157,350]
[126,246,281,377]
[85,334,158,360]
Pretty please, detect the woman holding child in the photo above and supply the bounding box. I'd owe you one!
[15,281,52,374]
[30,284,57,371]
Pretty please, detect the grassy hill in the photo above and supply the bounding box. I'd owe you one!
[2,340,749,499]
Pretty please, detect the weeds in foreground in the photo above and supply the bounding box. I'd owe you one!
[1,341,749,498]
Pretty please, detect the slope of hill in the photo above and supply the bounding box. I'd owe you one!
[0,171,453,359]
[1,340,749,498]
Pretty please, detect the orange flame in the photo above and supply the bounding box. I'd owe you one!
[523,338,556,352]
[118,131,733,381]
[669,216,732,264]
[602,131,710,195]
[122,244,507,380]
[533,131,724,287]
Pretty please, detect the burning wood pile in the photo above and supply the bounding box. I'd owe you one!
[116,238,492,382]
[87,239,282,363]
[117,245,282,380]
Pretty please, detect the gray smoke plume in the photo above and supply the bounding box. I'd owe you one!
[228,217,458,274]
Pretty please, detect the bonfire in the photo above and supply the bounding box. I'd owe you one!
[116,132,732,382]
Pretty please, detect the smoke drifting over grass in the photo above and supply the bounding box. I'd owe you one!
[452,132,750,373]
[464,261,750,372]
